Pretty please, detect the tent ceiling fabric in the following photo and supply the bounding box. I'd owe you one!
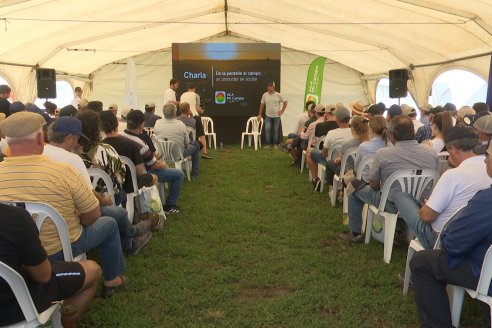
[0,0,492,76]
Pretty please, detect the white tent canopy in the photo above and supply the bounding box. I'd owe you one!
[0,0,491,131]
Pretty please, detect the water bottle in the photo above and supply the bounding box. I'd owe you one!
[220,141,223,149]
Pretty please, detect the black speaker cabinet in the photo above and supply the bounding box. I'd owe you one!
[36,68,56,99]
[389,69,408,98]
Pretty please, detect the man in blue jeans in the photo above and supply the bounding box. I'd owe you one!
[393,124,492,249]
[257,82,288,149]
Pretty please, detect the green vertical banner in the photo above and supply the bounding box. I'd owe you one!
[304,57,326,108]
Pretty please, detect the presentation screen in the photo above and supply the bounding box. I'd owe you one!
[172,43,281,117]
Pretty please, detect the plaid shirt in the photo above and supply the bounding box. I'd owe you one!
[416,124,432,143]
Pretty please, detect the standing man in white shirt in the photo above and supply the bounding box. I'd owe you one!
[71,86,83,108]
[163,79,180,107]
[257,82,288,149]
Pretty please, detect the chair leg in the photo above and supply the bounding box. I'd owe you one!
[241,134,245,149]
[330,178,338,205]
[449,285,465,328]
[365,209,375,244]
[403,246,415,295]
[213,134,217,150]
[253,134,258,150]
[300,153,305,173]
[342,188,348,214]
[383,214,398,263]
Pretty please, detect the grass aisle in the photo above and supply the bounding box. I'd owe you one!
[80,146,482,328]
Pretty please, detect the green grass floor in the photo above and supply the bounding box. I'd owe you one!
[80,145,484,327]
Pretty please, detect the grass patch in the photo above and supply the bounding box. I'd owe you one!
[80,145,484,327]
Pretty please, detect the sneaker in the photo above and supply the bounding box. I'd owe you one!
[201,154,213,160]
[338,231,363,244]
[132,219,152,237]
[127,231,152,256]
[163,205,180,214]
[313,178,321,192]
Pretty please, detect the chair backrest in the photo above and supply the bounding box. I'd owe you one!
[245,117,263,134]
[201,116,215,134]
[314,135,326,150]
[339,147,357,176]
[355,156,375,180]
[474,244,492,298]
[0,261,42,324]
[186,126,196,141]
[327,145,341,161]
[87,167,115,205]
[437,151,450,176]
[144,127,155,138]
[153,139,184,163]
[377,169,439,213]
[120,156,139,193]
[257,117,264,134]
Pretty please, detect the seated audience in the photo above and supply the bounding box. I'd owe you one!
[386,104,402,122]
[0,204,102,328]
[410,140,492,327]
[366,103,386,119]
[307,107,352,191]
[59,105,78,118]
[0,112,127,298]
[394,124,491,249]
[124,110,184,214]
[154,103,200,180]
[402,106,423,132]
[340,115,437,243]
[177,102,196,128]
[0,84,11,117]
[285,101,316,167]
[87,101,103,113]
[354,115,389,182]
[349,101,368,117]
[423,111,453,154]
[473,101,490,114]
[144,102,162,127]
[419,104,432,125]
[415,106,443,143]
[323,115,370,195]
[45,117,153,254]
[44,101,57,118]
[314,104,338,138]
[456,105,475,125]
[473,114,492,145]
[9,101,25,115]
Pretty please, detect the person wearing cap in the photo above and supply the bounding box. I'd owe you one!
[402,106,424,132]
[366,103,385,119]
[307,107,353,192]
[340,115,437,243]
[314,104,339,137]
[59,105,78,118]
[154,103,200,181]
[473,114,492,145]
[144,101,162,128]
[286,101,317,167]
[349,101,368,117]
[0,84,12,117]
[0,112,127,297]
[456,106,475,125]
[44,101,57,118]
[257,81,288,149]
[108,103,118,116]
[124,110,184,214]
[393,124,492,249]
[9,101,25,115]
[415,106,443,143]
[410,140,492,327]
[419,104,432,125]
[71,86,83,108]
[473,102,490,114]
[45,117,153,255]
[386,104,402,122]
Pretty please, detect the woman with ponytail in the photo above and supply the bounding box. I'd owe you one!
[424,111,453,154]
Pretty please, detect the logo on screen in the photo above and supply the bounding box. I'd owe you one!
[215,91,226,104]
[306,94,319,104]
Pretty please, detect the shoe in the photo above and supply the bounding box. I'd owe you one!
[101,275,128,299]
[126,231,152,256]
[290,161,300,168]
[132,219,152,236]
[397,272,413,289]
[313,178,321,192]
[163,205,180,214]
[338,231,363,244]
[201,154,213,159]
[281,145,290,153]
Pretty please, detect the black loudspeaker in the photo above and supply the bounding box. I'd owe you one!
[36,68,56,99]
[389,69,408,98]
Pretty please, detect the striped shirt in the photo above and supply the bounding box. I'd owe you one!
[0,155,99,255]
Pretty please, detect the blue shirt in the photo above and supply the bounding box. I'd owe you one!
[441,187,492,294]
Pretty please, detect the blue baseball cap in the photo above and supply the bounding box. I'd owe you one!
[387,104,402,117]
[54,117,88,140]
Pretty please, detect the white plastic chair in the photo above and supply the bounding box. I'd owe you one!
[153,139,191,182]
[201,116,217,149]
[241,117,263,150]
[437,151,450,177]
[300,133,315,174]
[120,156,140,223]
[330,148,357,205]
[143,127,155,138]
[0,261,63,328]
[87,167,115,205]
[364,169,439,263]
[342,155,375,221]
[449,244,492,327]
[318,145,340,192]
[186,126,196,141]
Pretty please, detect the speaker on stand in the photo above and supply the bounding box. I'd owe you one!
[36,68,57,100]
[389,69,408,103]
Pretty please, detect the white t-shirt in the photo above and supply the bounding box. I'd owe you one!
[163,87,176,105]
[43,144,92,188]
[427,155,492,232]
[261,92,286,118]
[428,137,444,154]
[323,128,353,158]
[296,112,310,133]
[180,91,200,116]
